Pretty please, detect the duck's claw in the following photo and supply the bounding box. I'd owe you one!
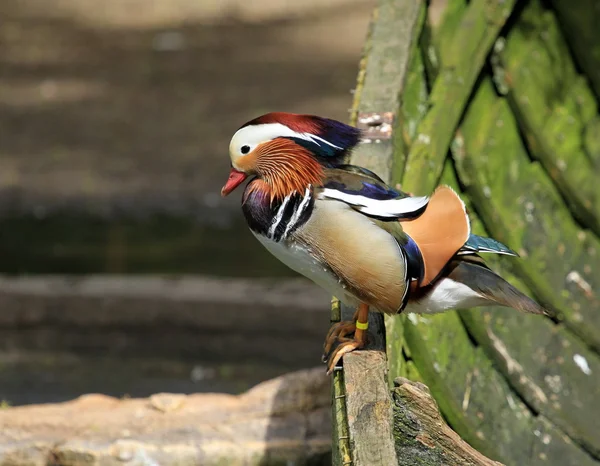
[322,320,356,358]
[323,304,369,374]
[324,336,365,375]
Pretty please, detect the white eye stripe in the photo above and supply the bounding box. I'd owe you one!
[229,122,341,158]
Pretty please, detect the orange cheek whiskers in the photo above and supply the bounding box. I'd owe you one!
[255,143,324,203]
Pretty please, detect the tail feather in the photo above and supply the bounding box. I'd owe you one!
[447,260,551,316]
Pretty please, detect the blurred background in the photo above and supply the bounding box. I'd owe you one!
[0,0,375,405]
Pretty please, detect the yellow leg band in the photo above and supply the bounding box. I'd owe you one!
[356,321,369,331]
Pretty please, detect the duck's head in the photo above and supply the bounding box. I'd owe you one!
[221,112,361,200]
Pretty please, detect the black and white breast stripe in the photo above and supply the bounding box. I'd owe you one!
[242,184,314,242]
[268,186,314,242]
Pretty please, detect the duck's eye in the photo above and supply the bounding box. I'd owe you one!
[240,145,251,155]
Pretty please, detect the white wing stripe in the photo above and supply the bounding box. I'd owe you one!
[320,188,429,217]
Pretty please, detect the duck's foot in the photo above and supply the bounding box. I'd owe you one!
[323,334,366,375]
[322,303,370,375]
[322,319,357,358]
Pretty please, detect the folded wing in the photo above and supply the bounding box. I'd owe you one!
[318,166,429,219]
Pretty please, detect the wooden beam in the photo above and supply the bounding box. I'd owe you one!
[331,0,423,464]
[392,377,504,466]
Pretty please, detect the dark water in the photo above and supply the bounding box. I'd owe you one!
[0,212,295,276]
[0,212,309,406]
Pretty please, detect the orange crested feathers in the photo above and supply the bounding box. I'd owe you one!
[400,186,470,286]
[240,138,324,202]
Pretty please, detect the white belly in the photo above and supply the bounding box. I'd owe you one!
[253,232,360,308]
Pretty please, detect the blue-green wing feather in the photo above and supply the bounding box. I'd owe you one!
[460,234,518,257]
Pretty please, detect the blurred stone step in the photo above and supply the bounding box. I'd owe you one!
[0,275,330,367]
[0,367,331,466]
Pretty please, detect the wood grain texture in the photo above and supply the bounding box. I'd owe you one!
[392,377,504,466]
[349,0,424,185]
[344,351,398,465]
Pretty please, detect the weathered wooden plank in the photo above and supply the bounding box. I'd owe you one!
[419,1,600,460]
[548,0,600,102]
[453,78,600,353]
[405,149,598,465]
[339,302,394,464]
[350,0,424,185]
[454,72,600,458]
[496,0,600,235]
[401,0,517,195]
[404,302,598,466]
[461,298,600,459]
[390,3,581,462]
[392,378,503,466]
[331,0,424,464]
[461,209,600,459]
[331,299,353,466]
[339,1,600,465]
[389,2,529,461]
[384,0,428,385]
[390,1,428,182]
[344,351,397,465]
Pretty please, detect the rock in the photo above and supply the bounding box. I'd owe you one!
[0,368,331,466]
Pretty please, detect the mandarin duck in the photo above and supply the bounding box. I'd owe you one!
[221,112,549,373]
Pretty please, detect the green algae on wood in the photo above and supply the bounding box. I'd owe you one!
[332,363,352,466]
[401,0,517,195]
[391,1,427,183]
[405,159,598,466]
[392,378,503,466]
[460,297,600,459]
[385,0,428,387]
[452,78,600,353]
[421,0,468,84]
[548,0,600,101]
[497,0,600,235]
[583,116,600,171]
[350,0,424,185]
[457,221,600,459]
[403,309,597,466]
